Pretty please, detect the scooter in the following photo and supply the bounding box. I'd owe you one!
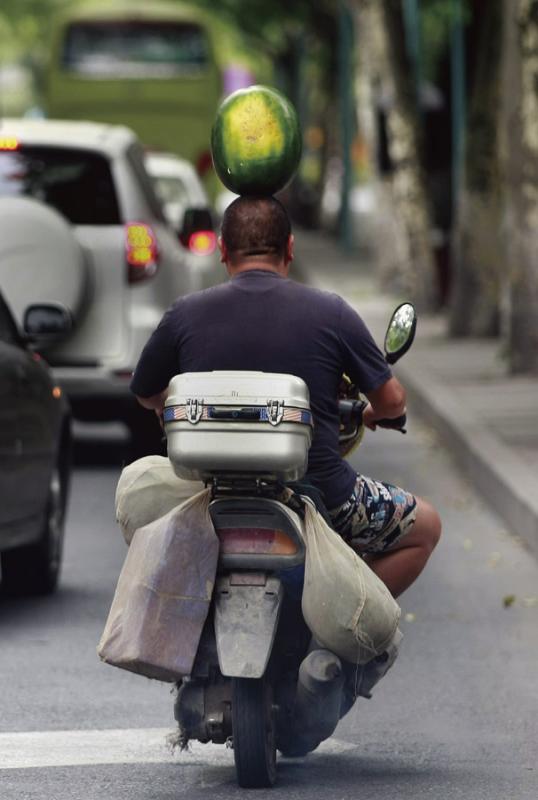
[168,303,417,788]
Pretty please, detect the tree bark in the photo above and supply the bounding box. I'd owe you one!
[500,0,538,373]
[355,0,437,311]
[449,0,504,337]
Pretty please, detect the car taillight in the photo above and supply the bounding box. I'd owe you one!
[217,527,298,556]
[188,230,217,256]
[125,223,159,283]
[0,137,19,151]
[196,149,213,176]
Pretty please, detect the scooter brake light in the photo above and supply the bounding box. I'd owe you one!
[217,527,298,556]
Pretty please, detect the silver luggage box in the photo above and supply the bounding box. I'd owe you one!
[164,371,313,481]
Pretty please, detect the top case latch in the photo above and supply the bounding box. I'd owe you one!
[267,399,284,426]
[186,398,204,424]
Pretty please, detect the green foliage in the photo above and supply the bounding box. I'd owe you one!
[189,0,339,54]
[420,0,471,81]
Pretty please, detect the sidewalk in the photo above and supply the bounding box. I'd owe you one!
[294,229,538,559]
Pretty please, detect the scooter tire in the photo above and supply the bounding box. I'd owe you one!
[231,677,277,788]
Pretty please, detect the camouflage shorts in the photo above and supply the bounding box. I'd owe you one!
[328,475,417,554]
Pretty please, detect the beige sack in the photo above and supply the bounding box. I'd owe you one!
[115,456,203,544]
[98,489,218,682]
[301,500,401,664]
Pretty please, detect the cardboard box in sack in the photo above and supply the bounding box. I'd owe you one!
[98,490,218,682]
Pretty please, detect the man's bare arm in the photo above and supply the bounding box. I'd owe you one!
[363,377,406,429]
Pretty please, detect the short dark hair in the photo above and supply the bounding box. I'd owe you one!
[221,196,291,260]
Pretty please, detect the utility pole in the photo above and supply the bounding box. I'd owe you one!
[338,0,354,252]
[450,0,466,217]
[402,0,422,105]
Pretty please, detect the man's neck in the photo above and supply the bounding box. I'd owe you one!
[228,260,288,277]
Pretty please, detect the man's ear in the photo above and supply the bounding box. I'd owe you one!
[218,236,227,264]
[285,234,294,265]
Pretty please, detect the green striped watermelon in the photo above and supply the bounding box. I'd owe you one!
[211,85,302,195]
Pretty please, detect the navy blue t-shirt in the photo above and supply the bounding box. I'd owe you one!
[130,270,392,509]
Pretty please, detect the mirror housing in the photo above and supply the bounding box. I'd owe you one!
[179,207,214,247]
[23,303,73,343]
[384,302,417,364]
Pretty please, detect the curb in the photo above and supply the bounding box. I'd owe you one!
[396,359,538,559]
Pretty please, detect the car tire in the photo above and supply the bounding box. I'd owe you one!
[1,466,66,596]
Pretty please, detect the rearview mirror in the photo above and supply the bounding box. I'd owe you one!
[23,303,73,342]
[384,303,417,364]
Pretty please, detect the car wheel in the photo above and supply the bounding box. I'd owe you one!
[1,466,66,596]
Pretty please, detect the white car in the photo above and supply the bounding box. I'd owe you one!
[0,119,222,450]
[145,151,220,292]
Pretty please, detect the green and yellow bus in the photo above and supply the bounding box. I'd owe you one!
[44,1,222,183]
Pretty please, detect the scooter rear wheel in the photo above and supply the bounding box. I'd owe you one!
[231,677,277,788]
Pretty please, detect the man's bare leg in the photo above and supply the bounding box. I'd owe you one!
[363,498,441,598]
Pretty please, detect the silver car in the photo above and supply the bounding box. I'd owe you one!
[145,151,221,293]
[0,120,222,451]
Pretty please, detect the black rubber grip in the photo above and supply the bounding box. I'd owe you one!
[376,413,407,432]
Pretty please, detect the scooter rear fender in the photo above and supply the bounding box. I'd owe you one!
[214,574,283,679]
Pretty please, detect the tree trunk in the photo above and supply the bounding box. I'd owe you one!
[354,0,437,310]
[500,0,538,373]
[449,0,504,337]
[380,1,438,311]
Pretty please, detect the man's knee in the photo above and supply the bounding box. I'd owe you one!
[414,497,442,553]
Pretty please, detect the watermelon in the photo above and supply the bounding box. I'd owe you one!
[211,85,302,196]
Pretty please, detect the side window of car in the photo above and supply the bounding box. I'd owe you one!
[0,295,22,346]
[126,143,167,224]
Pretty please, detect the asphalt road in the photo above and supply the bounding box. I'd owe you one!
[1,414,537,799]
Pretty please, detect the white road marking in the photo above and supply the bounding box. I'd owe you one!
[0,728,357,771]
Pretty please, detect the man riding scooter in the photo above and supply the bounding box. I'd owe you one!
[131,195,441,600]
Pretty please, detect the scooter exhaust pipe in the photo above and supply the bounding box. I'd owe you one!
[280,648,344,757]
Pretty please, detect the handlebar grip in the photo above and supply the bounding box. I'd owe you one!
[376,413,407,433]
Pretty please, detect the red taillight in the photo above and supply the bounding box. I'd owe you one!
[0,137,19,151]
[196,149,213,176]
[125,222,159,283]
[188,230,217,256]
[217,527,298,556]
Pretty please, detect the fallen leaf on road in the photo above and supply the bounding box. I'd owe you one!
[404,612,416,623]
[522,596,538,608]
[503,594,516,608]
[463,538,474,551]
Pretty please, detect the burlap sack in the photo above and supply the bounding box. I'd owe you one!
[300,500,401,664]
[98,489,218,682]
[115,456,203,544]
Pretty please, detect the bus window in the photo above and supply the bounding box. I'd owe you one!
[62,20,210,79]
[45,6,222,196]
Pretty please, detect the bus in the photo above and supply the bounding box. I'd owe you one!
[44,1,222,187]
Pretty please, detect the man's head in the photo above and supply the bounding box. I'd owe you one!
[219,195,293,275]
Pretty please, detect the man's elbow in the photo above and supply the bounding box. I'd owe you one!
[135,391,166,412]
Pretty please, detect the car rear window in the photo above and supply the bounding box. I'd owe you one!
[62,21,208,78]
[0,146,121,225]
